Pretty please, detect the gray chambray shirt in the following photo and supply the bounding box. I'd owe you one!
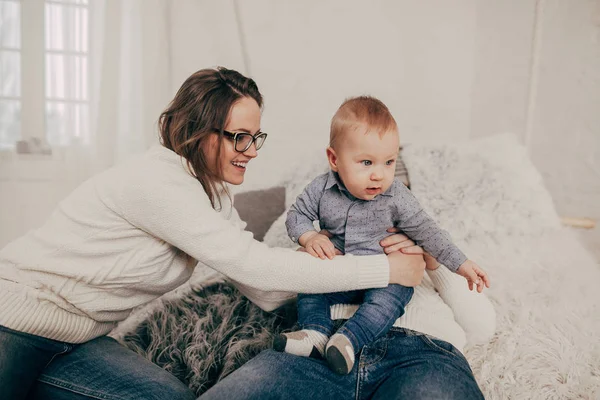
[286,170,467,272]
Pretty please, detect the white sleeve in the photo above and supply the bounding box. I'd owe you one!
[230,279,296,312]
[426,266,496,345]
[119,168,390,294]
[229,194,297,311]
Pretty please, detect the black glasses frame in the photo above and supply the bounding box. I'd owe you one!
[221,130,268,152]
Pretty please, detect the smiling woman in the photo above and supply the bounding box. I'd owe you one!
[0,66,424,400]
[203,97,263,186]
[158,68,264,209]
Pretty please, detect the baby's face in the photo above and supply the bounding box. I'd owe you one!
[331,129,399,201]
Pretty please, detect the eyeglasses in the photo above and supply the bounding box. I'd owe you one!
[221,130,268,152]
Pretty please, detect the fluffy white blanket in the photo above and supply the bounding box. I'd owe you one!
[266,134,600,399]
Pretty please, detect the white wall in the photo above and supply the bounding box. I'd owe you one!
[170,0,541,192]
[1,0,599,249]
[528,0,600,223]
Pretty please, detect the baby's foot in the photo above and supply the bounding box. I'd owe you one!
[273,329,328,359]
[325,333,355,375]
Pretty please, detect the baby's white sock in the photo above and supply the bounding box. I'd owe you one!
[273,329,328,358]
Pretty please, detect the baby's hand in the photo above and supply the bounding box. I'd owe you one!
[457,260,490,293]
[299,231,337,260]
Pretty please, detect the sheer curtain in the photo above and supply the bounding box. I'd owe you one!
[0,0,173,247]
[84,0,171,174]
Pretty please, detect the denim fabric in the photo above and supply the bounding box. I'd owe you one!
[0,325,74,399]
[0,325,195,400]
[298,285,414,352]
[200,328,484,400]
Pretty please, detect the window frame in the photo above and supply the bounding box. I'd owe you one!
[0,0,92,150]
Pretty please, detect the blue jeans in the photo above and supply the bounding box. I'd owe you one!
[201,328,484,400]
[0,325,195,400]
[298,284,414,352]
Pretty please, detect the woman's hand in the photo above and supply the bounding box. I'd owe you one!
[423,253,441,271]
[380,227,421,254]
[387,249,426,287]
[381,227,440,270]
[380,227,425,286]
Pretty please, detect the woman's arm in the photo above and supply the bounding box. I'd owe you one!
[120,168,424,294]
[427,265,496,345]
[230,279,295,312]
[226,207,296,311]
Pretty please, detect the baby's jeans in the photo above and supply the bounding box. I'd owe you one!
[297,284,414,352]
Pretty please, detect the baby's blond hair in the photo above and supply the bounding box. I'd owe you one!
[330,96,398,149]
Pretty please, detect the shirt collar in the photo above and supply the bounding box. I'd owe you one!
[324,170,344,191]
[380,181,398,197]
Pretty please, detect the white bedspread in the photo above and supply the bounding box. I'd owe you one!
[265,134,600,399]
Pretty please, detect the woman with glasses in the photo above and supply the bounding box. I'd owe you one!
[0,67,429,400]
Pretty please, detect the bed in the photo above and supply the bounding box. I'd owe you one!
[111,134,600,399]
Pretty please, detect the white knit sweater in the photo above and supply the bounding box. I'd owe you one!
[0,145,390,343]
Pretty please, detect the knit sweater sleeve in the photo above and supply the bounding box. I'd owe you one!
[427,266,496,345]
[226,202,296,311]
[118,164,389,294]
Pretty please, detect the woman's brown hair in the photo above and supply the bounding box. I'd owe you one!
[159,67,263,209]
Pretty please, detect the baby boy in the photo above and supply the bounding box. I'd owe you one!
[274,96,490,375]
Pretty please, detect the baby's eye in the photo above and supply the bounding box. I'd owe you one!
[361,160,372,166]
[386,159,395,166]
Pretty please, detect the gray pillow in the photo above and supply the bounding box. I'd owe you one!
[234,186,285,241]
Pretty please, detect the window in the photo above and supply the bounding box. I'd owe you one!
[0,0,21,148]
[0,0,90,150]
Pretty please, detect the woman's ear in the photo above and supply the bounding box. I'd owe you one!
[326,147,339,172]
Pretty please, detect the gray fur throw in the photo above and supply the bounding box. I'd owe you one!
[120,282,297,396]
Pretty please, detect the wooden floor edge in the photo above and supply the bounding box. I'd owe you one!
[560,217,597,229]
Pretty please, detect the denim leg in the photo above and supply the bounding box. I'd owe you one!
[200,350,356,400]
[0,325,72,400]
[201,330,484,400]
[298,291,360,336]
[29,336,195,400]
[337,285,413,352]
[359,329,484,400]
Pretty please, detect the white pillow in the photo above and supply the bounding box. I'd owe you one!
[282,153,329,210]
[263,212,296,249]
[401,134,561,243]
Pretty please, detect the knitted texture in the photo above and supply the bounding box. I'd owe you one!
[0,145,389,343]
